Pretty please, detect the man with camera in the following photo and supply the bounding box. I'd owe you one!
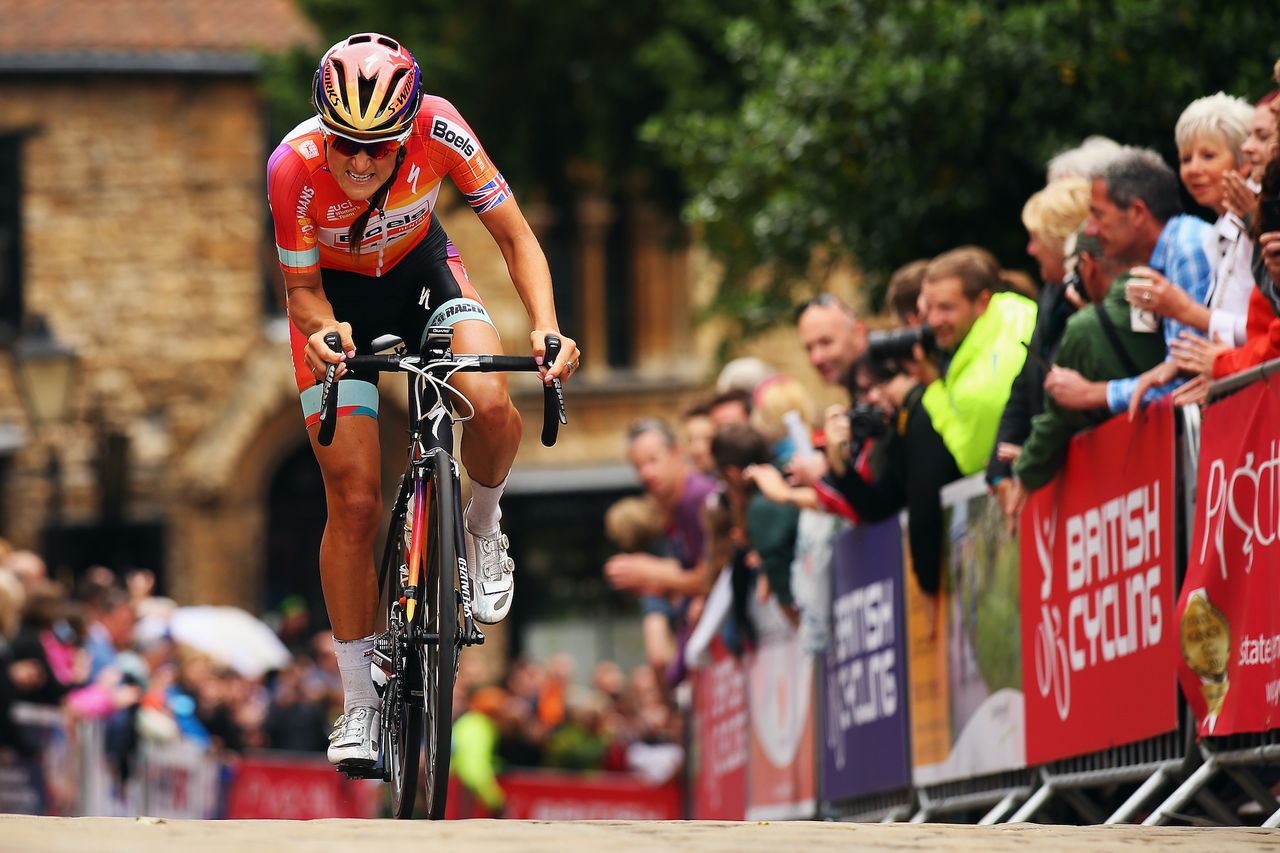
[804,352,962,597]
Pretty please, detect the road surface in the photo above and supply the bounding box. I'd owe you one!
[1,815,1277,852]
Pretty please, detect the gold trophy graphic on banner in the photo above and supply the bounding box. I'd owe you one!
[1180,588,1231,731]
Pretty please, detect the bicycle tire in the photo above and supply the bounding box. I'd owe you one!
[382,484,423,819]
[422,450,460,820]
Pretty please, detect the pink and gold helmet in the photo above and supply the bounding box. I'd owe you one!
[311,33,422,142]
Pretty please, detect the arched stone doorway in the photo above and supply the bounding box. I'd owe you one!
[263,441,327,619]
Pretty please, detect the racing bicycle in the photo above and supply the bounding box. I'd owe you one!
[316,326,567,819]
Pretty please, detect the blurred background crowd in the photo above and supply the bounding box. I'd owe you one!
[0,543,682,816]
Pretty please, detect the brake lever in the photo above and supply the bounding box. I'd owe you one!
[317,331,342,447]
[541,335,568,447]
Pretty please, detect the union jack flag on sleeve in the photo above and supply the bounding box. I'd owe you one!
[463,173,513,214]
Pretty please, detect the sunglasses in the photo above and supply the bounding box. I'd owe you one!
[324,133,404,160]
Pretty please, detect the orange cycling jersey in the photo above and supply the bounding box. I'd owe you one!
[267,95,511,278]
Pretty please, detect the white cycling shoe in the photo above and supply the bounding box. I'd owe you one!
[327,706,380,767]
[464,501,515,625]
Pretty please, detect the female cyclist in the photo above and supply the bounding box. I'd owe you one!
[267,32,579,767]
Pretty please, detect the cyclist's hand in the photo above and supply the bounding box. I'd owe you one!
[531,329,580,384]
[306,323,355,382]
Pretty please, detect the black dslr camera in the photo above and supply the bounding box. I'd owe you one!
[867,325,936,363]
[848,402,889,442]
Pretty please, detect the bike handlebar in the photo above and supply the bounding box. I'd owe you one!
[315,334,568,448]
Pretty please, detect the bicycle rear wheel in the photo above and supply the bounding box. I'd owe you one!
[381,483,423,819]
[422,450,460,820]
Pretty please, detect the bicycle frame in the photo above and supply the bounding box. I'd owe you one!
[393,327,480,645]
[317,325,565,817]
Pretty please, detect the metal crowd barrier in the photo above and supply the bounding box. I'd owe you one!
[688,364,1280,827]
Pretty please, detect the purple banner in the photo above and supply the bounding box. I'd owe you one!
[821,517,912,802]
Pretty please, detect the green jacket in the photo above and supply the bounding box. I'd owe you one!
[922,291,1038,476]
[746,490,800,606]
[1015,275,1167,491]
[453,710,506,811]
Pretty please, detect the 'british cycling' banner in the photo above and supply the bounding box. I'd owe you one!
[821,518,910,802]
[1182,374,1280,736]
[1020,401,1178,765]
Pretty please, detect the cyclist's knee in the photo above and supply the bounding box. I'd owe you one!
[328,485,383,535]
[469,385,520,430]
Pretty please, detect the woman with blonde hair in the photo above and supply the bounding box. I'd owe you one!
[985,178,1092,523]
[749,373,817,465]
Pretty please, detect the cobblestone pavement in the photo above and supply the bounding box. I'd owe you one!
[2,816,1278,853]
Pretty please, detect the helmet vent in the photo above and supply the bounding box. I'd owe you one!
[371,68,410,125]
[357,73,379,115]
[377,37,401,51]
[347,34,371,44]
[330,59,353,113]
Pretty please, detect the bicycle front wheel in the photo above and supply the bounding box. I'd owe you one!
[422,450,460,820]
[382,482,422,820]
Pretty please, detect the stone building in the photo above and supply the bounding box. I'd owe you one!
[0,0,757,669]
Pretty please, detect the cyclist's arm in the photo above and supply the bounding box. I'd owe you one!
[477,200,579,379]
[478,199,557,329]
[284,270,354,371]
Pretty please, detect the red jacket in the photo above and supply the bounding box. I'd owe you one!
[1214,286,1280,377]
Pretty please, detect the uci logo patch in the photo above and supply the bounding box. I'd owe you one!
[431,118,477,159]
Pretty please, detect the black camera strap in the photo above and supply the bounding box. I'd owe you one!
[1092,301,1142,377]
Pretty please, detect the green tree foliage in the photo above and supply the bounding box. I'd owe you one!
[260,1,762,213]
[641,0,1280,330]
[263,2,1280,342]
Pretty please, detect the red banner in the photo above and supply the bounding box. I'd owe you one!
[499,771,681,820]
[1020,402,1179,765]
[745,604,816,820]
[691,638,747,820]
[225,753,382,819]
[1182,375,1280,735]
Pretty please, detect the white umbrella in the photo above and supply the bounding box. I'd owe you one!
[170,606,292,678]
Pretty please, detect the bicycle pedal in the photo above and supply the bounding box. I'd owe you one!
[335,761,383,781]
[465,626,486,646]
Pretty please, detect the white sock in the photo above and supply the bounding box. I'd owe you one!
[332,634,378,714]
[466,478,506,535]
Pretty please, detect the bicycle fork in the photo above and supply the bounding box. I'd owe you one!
[453,490,485,648]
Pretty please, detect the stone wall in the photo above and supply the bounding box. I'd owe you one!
[0,74,269,588]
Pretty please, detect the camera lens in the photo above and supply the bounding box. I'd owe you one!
[867,325,934,363]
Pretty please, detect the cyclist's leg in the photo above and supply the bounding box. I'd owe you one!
[308,416,382,642]
[415,243,522,623]
[412,240,523,503]
[289,305,384,644]
[289,302,384,764]
[451,317,523,488]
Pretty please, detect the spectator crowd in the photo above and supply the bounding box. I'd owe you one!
[601,58,1280,714]
[0,543,680,815]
